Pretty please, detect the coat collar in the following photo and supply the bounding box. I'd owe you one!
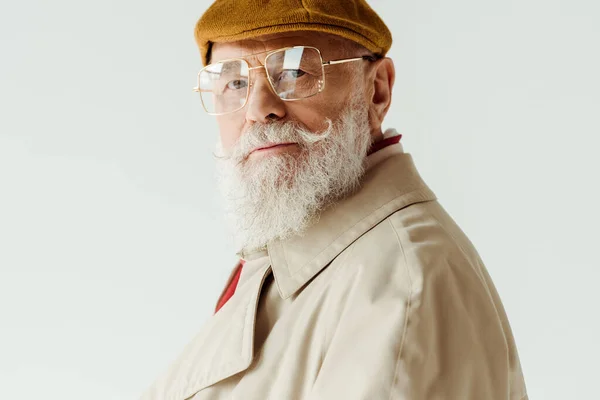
[239,148,437,299]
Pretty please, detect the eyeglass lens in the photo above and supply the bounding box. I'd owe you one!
[198,47,324,114]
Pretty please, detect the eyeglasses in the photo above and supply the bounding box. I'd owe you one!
[192,45,378,115]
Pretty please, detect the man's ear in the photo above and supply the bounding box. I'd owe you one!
[367,57,395,131]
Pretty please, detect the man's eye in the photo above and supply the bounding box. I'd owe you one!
[280,69,307,80]
[226,79,248,90]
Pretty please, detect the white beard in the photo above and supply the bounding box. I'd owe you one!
[215,91,372,252]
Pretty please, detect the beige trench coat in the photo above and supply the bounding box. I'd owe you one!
[142,139,528,400]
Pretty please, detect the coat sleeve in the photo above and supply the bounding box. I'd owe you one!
[307,230,527,400]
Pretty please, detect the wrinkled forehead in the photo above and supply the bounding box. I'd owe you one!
[210,31,346,63]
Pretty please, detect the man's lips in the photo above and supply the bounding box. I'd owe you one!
[249,142,298,155]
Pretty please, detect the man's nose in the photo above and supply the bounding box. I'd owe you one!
[245,70,286,123]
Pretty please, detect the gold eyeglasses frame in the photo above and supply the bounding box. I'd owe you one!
[192,45,378,116]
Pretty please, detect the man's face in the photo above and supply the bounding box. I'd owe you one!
[210,32,374,251]
[210,31,370,151]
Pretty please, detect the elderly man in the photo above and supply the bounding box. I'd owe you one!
[142,1,528,399]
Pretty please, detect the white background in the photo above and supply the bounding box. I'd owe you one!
[1,0,599,398]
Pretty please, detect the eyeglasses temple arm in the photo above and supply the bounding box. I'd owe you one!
[323,54,379,66]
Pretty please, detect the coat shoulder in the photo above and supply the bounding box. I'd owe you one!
[326,200,528,399]
[340,199,487,296]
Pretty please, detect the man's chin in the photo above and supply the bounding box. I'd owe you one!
[245,169,299,190]
[242,153,306,186]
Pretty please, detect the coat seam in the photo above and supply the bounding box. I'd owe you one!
[424,203,521,398]
[387,218,413,400]
[427,203,514,394]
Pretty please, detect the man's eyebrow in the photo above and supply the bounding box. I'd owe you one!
[209,60,246,76]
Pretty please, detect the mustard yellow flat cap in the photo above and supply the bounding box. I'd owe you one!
[194,0,393,66]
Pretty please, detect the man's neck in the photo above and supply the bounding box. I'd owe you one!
[370,127,385,145]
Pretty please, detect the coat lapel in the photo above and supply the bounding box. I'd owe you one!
[141,261,272,400]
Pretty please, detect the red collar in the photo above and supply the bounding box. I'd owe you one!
[367,134,402,156]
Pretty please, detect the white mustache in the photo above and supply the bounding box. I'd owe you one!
[218,118,334,163]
